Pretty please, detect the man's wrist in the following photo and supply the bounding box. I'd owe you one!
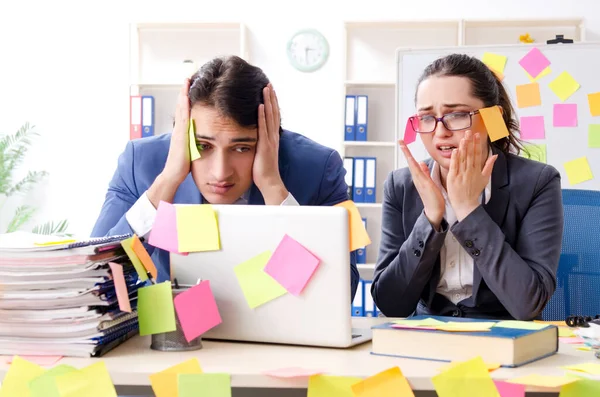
[258,179,288,205]
[147,173,181,208]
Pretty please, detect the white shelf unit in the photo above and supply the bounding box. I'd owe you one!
[342,18,585,280]
[129,22,249,137]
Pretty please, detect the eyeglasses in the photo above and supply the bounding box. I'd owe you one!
[409,110,480,134]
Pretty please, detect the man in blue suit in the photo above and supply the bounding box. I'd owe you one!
[91,55,359,301]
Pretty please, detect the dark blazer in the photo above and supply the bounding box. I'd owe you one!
[371,147,564,320]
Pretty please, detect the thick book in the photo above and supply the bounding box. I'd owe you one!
[371,315,558,367]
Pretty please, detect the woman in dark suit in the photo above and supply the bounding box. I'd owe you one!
[371,53,564,320]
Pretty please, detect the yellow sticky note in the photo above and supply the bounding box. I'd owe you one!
[393,318,445,327]
[479,106,509,142]
[435,322,496,332]
[588,92,600,116]
[576,346,592,351]
[558,327,575,337]
[178,373,231,397]
[33,239,76,246]
[150,358,203,397]
[526,66,551,82]
[482,52,507,77]
[120,236,148,282]
[516,83,542,108]
[432,356,499,397]
[549,71,580,101]
[562,363,600,375]
[334,200,371,251]
[351,367,415,397]
[176,204,221,252]
[507,374,578,388]
[54,361,117,397]
[564,157,593,185]
[493,320,549,331]
[307,374,363,397]
[234,251,287,309]
[0,356,46,397]
[189,119,201,161]
[438,361,500,373]
[29,364,77,397]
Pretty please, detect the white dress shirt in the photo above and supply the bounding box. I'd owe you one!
[430,160,492,305]
[125,188,299,240]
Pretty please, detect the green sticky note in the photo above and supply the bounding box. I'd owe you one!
[432,356,499,397]
[29,365,77,397]
[120,237,148,282]
[189,119,201,161]
[559,378,600,396]
[138,281,177,336]
[522,143,547,163]
[54,361,117,397]
[493,320,549,330]
[392,317,445,327]
[0,356,46,397]
[589,124,600,148]
[178,373,232,397]
[234,251,287,309]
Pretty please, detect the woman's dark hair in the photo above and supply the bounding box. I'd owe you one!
[188,55,282,133]
[416,53,524,155]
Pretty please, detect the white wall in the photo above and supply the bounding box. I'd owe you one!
[1,0,599,238]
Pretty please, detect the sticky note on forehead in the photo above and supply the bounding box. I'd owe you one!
[479,106,509,142]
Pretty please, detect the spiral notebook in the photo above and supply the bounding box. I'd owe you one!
[0,232,133,256]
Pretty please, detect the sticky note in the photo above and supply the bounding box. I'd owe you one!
[558,327,575,337]
[178,373,231,397]
[174,280,222,342]
[479,105,509,142]
[334,200,371,251]
[507,374,578,388]
[521,144,546,164]
[263,367,325,378]
[526,66,551,82]
[562,363,600,375]
[54,361,117,397]
[176,204,220,252]
[435,322,495,332]
[392,318,445,327]
[589,124,600,148]
[588,92,600,116]
[549,71,580,101]
[404,118,417,144]
[131,234,158,280]
[439,361,500,373]
[108,262,131,313]
[493,380,525,397]
[564,157,593,185]
[351,367,415,397]
[519,116,545,139]
[263,234,320,296]
[560,337,585,344]
[482,52,507,75]
[5,355,62,366]
[234,251,287,309]
[559,379,600,397]
[189,119,201,161]
[137,281,177,336]
[150,358,203,397]
[493,320,549,330]
[432,356,499,397]
[516,83,541,108]
[29,364,77,397]
[577,346,592,351]
[0,355,45,397]
[148,201,188,255]
[120,236,148,282]
[518,47,551,79]
[553,103,577,127]
[307,375,363,397]
[33,239,76,246]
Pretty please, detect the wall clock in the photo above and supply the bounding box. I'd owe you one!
[286,29,329,73]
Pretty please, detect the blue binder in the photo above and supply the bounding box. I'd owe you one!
[356,95,368,141]
[343,157,354,201]
[356,218,367,264]
[364,157,376,203]
[344,95,356,141]
[353,158,365,202]
[362,280,376,316]
[351,279,365,316]
[141,95,155,137]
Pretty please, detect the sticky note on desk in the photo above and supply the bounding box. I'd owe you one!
[0,355,46,397]
[234,251,287,309]
[493,320,549,330]
[351,366,415,397]
[518,47,551,79]
[392,317,445,327]
[131,234,158,280]
[507,374,578,388]
[439,361,500,373]
[560,379,600,397]
[178,373,231,397]
[174,280,222,342]
[54,361,117,397]
[435,322,495,332]
[29,364,77,397]
[562,362,600,375]
[493,380,525,397]
[432,356,499,397]
[120,236,148,282]
[176,204,220,252]
[148,201,186,255]
[264,234,320,296]
[307,374,363,397]
[108,262,131,313]
[564,156,593,185]
[588,92,600,116]
[516,83,541,108]
[334,200,371,251]
[482,52,507,75]
[553,103,577,127]
[479,105,509,142]
[549,71,580,102]
[137,281,176,336]
[189,119,201,161]
[150,358,203,397]
[519,116,545,139]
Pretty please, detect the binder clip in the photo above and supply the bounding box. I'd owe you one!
[566,314,600,328]
[547,35,573,44]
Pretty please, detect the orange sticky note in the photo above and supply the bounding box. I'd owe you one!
[479,106,509,142]
[307,375,363,397]
[334,200,371,251]
[351,367,415,397]
[516,83,541,108]
[131,235,158,280]
[149,358,203,397]
[432,356,499,397]
[108,262,131,313]
[588,92,600,116]
[507,374,578,388]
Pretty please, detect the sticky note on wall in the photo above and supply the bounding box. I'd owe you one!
[518,47,551,79]
[589,124,600,148]
[549,71,580,102]
[564,157,593,185]
[587,92,600,116]
[479,106,509,142]
[519,116,545,139]
[516,83,542,108]
[522,144,547,164]
[553,104,578,127]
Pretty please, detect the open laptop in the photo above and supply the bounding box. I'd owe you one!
[170,204,372,348]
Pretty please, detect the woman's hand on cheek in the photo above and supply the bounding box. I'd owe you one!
[447,130,498,221]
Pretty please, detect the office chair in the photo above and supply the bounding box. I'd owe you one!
[542,189,600,321]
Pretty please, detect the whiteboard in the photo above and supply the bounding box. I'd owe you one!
[396,42,600,190]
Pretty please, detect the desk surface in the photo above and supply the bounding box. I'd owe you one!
[0,318,596,392]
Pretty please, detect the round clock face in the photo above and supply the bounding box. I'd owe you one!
[286,29,329,72]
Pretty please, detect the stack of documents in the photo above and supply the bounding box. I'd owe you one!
[0,232,143,357]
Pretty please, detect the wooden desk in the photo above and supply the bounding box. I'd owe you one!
[0,318,595,396]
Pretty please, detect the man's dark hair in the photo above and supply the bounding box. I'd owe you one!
[189,55,282,133]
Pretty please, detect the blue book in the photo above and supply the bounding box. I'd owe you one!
[370,315,558,367]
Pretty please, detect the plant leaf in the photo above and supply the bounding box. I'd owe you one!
[5,205,36,233]
[32,219,70,235]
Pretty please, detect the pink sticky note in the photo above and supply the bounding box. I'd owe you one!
[494,380,525,397]
[5,355,62,366]
[109,262,131,313]
[560,337,585,344]
[404,117,417,144]
[148,200,188,255]
[519,47,551,79]
[263,367,325,378]
[263,235,320,296]
[174,280,222,342]
[553,104,578,127]
[520,116,545,139]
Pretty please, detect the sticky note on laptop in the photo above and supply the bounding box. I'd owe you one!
[334,200,371,251]
[176,204,221,252]
[234,251,287,309]
[148,201,187,255]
